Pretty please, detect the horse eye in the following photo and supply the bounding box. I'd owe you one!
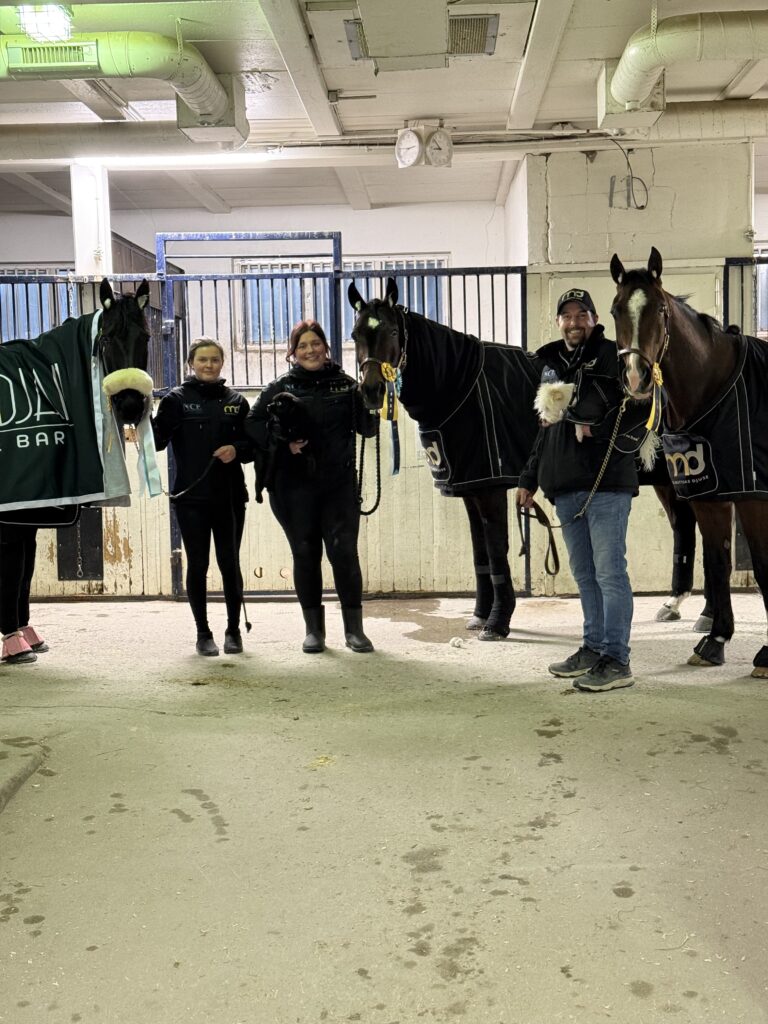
[609,306,618,319]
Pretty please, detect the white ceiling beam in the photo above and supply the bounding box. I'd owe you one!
[257,0,342,138]
[507,0,575,129]
[61,80,131,121]
[335,167,372,210]
[167,172,231,213]
[0,172,71,215]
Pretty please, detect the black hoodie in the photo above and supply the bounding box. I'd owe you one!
[520,326,647,501]
[152,377,251,504]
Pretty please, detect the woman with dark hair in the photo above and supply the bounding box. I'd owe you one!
[153,337,251,656]
[246,319,378,654]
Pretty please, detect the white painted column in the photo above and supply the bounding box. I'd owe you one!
[70,162,113,276]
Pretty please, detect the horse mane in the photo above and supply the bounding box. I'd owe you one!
[671,293,724,340]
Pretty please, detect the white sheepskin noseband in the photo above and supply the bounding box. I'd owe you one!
[102,367,154,397]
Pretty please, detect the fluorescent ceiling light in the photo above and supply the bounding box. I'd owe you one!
[74,152,274,171]
[18,4,73,42]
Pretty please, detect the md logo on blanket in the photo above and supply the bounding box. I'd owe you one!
[419,429,451,483]
[663,433,719,498]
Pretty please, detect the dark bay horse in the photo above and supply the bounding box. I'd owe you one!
[610,248,768,677]
[349,277,705,640]
[0,278,153,664]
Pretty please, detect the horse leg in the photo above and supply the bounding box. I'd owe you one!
[652,483,700,623]
[687,502,734,666]
[475,489,515,641]
[463,495,493,630]
[0,524,38,665]
[733,502,768,679]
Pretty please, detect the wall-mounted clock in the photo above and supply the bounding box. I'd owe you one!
[395,127,424,169]
[425,127,453,167]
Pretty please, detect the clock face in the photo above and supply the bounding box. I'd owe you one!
[395,128,424,169]
[425,128,453,167]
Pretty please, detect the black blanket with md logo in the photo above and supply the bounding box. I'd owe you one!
[662,333,768,501]
[417,342,540,496]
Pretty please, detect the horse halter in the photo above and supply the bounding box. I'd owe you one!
[358,304,409,388]
[617,301,669,430]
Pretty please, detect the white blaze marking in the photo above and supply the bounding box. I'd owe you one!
[625,288,648,394]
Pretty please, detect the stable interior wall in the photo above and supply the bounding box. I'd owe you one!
[519,141,756,599]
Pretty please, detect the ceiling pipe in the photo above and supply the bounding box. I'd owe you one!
[611,11,768,110]
[0,32,229,122]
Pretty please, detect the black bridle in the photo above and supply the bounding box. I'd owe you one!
[357,304,409,382]
[617,301,670,398]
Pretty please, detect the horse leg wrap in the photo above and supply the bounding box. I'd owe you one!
[19,625,49,652]
[471,564,493,621]
[1,631,37,664]
[480,573,514,640]
[692,635,725,666]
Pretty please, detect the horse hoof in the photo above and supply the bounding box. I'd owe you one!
[655,607,681,622]
[688,636,726,667]
[750,665,768,678]
[466,616,487,631]
[478,627,509,642]
[693,615,713,633]
[687,653,719,667]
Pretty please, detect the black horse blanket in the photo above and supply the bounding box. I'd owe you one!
[417,342,540,497]
[662,332,768,500]
[0,312,137,513]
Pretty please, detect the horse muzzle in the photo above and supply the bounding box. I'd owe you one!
[618,346,653,401]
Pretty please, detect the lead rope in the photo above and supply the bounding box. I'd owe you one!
[356,416,382,516]
[572,397,629,521]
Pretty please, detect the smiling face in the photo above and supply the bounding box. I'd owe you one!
[293,330,329,371]
[189,344,224,381]
[557,301,597,351]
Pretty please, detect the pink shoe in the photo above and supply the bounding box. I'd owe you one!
[1,631,37,665]
[19,625,49,653]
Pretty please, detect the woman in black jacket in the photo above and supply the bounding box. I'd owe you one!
[153,338,251,657]
[246,319,378,654]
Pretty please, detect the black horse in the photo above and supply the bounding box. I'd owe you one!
[0,278,152,664]
[611,248,768,676]
[349,277,709,640]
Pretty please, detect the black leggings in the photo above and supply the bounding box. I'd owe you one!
[269,475,363,609]
[175,501,246,634]
[0,524,38,636]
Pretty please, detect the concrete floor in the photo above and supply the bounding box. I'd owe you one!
[1,593,767,1024]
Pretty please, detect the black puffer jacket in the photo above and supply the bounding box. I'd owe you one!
[152,377,251,504]
[520,328,646,501]
[245,362,378,486]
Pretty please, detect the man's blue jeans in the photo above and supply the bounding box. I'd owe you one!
[554,491,634,665]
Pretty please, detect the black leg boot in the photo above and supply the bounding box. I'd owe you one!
[302,607,326,654]
[341,606,374,653]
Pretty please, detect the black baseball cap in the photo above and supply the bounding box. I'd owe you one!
[556,288,596,316]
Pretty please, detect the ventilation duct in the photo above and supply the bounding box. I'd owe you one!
[345,12,499,62]
[0,31,233,127]
[611,11,768,110]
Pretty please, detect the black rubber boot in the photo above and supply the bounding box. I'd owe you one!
[223,630,243,654]
[302,607,326,654]
[196,632,219,657]
[341,606,373,653]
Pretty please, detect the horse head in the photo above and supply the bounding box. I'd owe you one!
[348,277,402,410]
[99,278,153,425]
[610,247,668,401]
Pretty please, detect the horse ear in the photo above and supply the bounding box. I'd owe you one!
[609,254,625,285]
[100,278,115,310]
[385,277,398,307]
[136,279,150,310]
[648,247,663,280]
[348,282,365,313]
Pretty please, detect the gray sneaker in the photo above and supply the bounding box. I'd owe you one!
[574,656,634,692]
[548,646,601,677]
